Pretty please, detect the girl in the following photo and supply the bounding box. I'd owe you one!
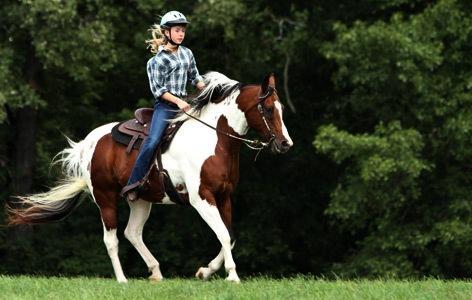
[121,11,205,201]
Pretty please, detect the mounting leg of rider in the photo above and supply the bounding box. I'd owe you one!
[121,100,178,202]
[120,155,158,202]
[120,181,143,202]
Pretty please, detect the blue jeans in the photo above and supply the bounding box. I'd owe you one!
[126,100,178,186]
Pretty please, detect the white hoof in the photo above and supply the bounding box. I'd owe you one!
[149,274,164,282]
[149,265,164,282]
[195,267,213,280]
[225,271,240,283]
[117,277,128,284]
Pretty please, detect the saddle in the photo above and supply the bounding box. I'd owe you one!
[111,108,186,205]
[111,108,183,154]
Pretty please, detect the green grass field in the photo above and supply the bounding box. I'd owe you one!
[0,276,471,300]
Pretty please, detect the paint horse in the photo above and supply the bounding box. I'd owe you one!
[8,72,293,283]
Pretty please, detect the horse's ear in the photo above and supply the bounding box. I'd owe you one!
[261,73,276,94]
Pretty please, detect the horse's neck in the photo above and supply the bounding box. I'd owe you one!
[201,91,248,136]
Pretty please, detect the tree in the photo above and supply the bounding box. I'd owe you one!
[315,0,472,277]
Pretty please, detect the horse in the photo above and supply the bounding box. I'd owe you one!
[7,72,293,283]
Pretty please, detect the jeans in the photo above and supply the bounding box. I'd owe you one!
[126,100,178,186]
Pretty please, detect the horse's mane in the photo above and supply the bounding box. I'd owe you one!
[171,72,242,123]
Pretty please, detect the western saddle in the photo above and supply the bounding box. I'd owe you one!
[112,108,182,154]
[111,108,186,204]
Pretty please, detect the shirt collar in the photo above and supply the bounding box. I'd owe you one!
[157,45,167,53]
[158,45,181,54]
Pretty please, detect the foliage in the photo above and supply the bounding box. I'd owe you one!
[0,0,471,279]
[315,0,472,277]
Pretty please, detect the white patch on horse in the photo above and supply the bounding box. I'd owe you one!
[222,91,248,135]
[162,115,218,198]
[275,101,293,146]
[61,122,118,202]
[102,226,127,283]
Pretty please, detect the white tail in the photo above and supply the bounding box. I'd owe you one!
[8,136,93,224]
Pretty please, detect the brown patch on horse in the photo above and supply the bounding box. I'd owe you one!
[198,116,241,207]
[216,192,232,232]
[91,134,125,230]
[91,134,185,213]
[236,85,286,148]
[235,85,260,112]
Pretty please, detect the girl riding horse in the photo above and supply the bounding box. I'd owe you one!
[8,71,293,283]
[121,11,206,202]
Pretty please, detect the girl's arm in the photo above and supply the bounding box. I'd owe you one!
[161,92,190,111]
[187,50,204,89]
[147,58,189,111]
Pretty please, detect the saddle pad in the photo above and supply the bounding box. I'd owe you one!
[111,121,143,150]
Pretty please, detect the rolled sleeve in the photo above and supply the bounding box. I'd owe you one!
[147,57,169,99]
[187,50,203,86]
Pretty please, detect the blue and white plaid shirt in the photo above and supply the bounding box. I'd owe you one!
[147,45,203,100]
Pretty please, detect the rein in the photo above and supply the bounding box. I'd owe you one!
[183,111,271,149]
[183,87,276,161]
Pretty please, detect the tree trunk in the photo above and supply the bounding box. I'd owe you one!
[11,107,38,195]
[4,47,40,272]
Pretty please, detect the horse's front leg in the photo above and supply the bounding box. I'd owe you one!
[196,193,235,280]
[196,243,236,280]
[190,188,240,282]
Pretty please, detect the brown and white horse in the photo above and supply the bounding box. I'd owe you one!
[7,72,293,283]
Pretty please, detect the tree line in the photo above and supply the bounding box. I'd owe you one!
[0,0,470,278]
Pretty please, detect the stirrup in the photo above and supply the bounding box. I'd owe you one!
[120,181,142,198]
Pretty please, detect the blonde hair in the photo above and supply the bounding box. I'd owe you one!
[146,24,167,54]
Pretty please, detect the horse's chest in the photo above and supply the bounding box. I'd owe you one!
[162,120,238,193]
[162,121,218,181]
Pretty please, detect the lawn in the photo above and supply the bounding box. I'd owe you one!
[0,275,471,300]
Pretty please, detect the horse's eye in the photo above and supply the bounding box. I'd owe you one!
[264,106,274,117]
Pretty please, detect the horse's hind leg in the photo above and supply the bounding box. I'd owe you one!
[124,199,163,282]
[94,190,127,283]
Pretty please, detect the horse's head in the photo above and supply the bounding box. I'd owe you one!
[237,73,293,154]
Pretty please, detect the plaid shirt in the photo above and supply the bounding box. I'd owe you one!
[147,45,203,100]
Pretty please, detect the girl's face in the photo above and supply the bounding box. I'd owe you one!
[166,26,186,44]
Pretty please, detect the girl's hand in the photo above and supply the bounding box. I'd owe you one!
[177,99,190,112]
[196,81,206,90]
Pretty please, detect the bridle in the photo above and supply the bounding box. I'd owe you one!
[256,86,277,145]
[183,86,277,160]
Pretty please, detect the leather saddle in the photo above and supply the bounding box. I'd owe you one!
[111,108,183,154]
[110,108,186,205]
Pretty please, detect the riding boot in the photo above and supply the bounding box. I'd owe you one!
[120,181,143,201]
[126,191,138,202]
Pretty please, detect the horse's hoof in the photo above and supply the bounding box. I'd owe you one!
[117,278,128,284]
[149,275,163,282]
[195,267,212,280]
[225,272,240,283]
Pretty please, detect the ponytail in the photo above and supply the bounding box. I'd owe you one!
[146,24,167,54]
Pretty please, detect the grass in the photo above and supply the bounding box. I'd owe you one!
[0,275,471,300]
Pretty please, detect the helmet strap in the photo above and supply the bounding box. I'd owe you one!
[167,30,181,46]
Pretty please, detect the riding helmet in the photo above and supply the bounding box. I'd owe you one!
[160,11,189,29]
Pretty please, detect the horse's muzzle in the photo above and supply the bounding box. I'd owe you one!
[271,139,292,154]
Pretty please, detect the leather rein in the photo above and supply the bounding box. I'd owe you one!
[183,86,276,160]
